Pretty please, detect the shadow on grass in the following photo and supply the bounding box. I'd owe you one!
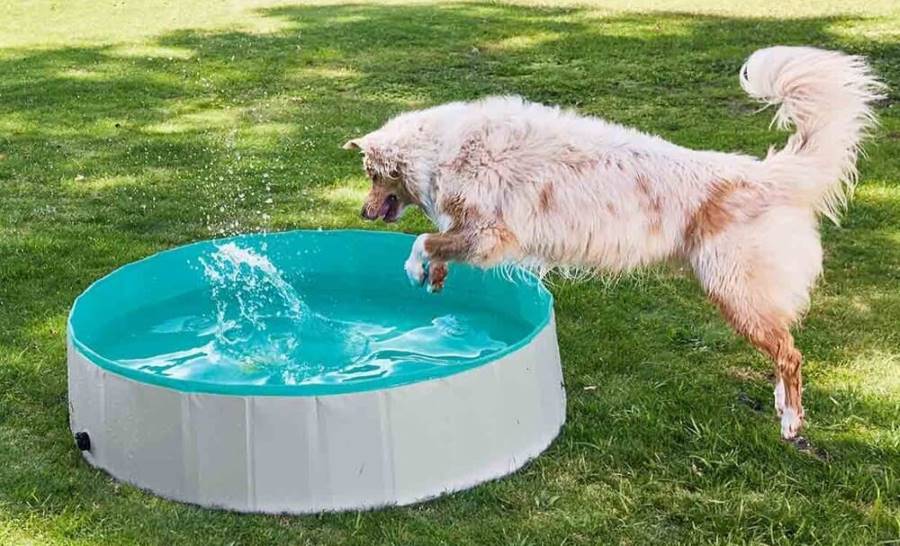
[0,3,898,544]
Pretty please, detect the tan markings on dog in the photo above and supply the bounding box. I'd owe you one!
[424,234,472,261]
[685,181,746,247]
[440,194,467,227]
[428,261,449,292]
[363,184,392,218]
[395,174,420,206]
[709,291,803,399]
[707,283,805,436]
[559,145,600,176]
[708,292,793,361]
[440,193,484,231]
[475,225,520,265]
[635,173,651,196]
[538,183,555,212]
[425,206,519,267]
[635,173,663,235]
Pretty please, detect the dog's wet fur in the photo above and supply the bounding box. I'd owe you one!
[345,46,884,440]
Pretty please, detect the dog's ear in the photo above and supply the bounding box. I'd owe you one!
[342,138,363,151]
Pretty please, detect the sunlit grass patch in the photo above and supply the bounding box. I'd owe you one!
[109,44,196,60]
[145,107,244,134]
[483,31,564,52]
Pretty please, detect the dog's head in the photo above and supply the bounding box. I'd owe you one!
[343,134,418,223]
[344,107,449,223]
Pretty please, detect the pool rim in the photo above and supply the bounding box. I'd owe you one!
[67,229,555,397]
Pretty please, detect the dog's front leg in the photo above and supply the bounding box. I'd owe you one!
[404,232,469,292]
[405,225,518,292]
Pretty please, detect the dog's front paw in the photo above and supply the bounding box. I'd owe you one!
[427,261,448,293]
[404,234,429,286]
[405,256,427,286]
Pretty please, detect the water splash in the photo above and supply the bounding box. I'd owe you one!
[196,242,364,377]
[111,243,512,387]
[199,242,306,338]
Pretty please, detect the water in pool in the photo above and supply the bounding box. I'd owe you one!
[96,242,523,387]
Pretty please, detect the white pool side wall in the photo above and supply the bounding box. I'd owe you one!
[68,316,566,513]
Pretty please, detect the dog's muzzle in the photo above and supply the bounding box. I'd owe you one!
[361,194,400,222]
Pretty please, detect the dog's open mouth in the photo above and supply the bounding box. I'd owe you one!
[362,194,401,222]
[378,194,400,222]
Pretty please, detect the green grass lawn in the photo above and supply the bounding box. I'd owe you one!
[1,1,898,544]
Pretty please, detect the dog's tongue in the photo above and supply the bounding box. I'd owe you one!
[378,199,393,219]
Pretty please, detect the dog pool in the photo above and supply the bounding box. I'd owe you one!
[67,230,565,513]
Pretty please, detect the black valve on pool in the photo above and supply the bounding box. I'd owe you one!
[74,432,91,452]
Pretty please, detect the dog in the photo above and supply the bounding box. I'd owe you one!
[344,46,884,441]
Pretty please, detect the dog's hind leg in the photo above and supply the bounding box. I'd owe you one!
[688,208,822,440]
[711,298,805,440]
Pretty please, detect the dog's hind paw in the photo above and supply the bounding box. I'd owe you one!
[780,406,804,440]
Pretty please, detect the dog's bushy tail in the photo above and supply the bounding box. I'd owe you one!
[741,46,885,223]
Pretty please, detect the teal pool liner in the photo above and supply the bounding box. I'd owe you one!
[68,230,553,396]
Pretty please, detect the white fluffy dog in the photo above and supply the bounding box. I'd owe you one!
[344,46,884,440]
